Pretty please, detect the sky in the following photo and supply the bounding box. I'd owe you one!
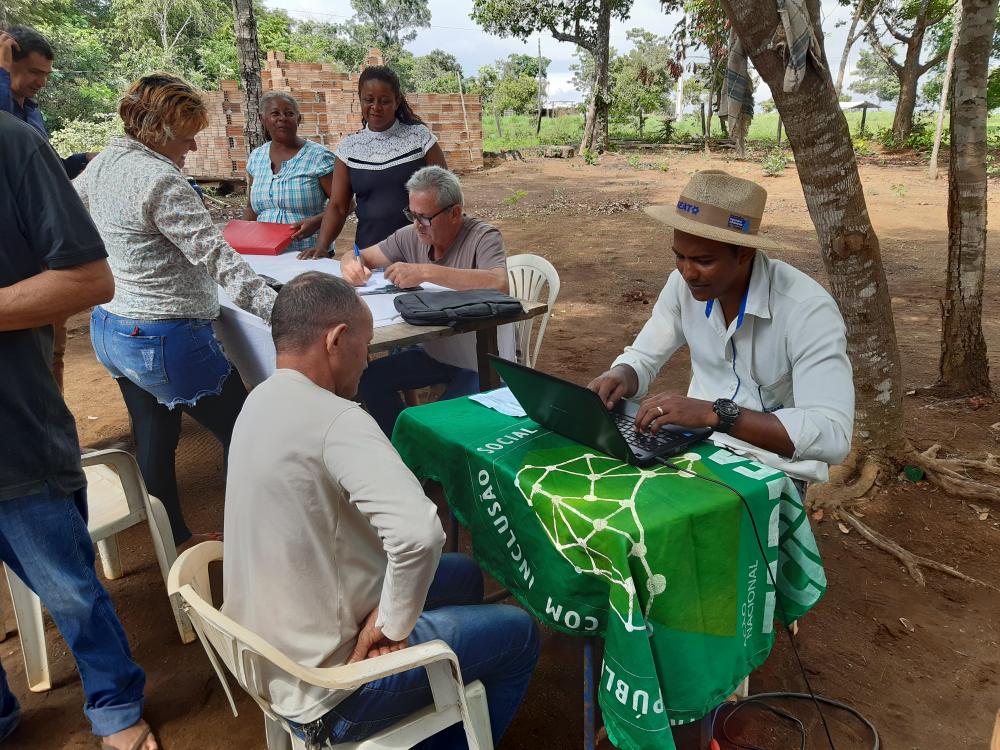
[265,1,868,104]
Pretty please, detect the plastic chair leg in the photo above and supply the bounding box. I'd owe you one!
[145,496,193,643]
[465,681,494,750]
[96,535,124,580]
[264,715,293,750]
[4,567,51,692]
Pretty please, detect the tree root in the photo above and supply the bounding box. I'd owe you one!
[839,511,998,591]
[808,452,882,509]
[909,444,1000,503]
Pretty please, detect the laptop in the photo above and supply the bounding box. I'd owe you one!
[488,355,712,467]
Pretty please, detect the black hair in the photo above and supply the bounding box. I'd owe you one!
[271,272,363,354]
[357,65,424,126]
[7,26,54,62]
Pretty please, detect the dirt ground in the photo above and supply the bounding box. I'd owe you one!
[5,150,1000,750]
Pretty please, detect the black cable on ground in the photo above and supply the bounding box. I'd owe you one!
[721,692,880,750]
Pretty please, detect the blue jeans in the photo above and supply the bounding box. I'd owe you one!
[0,488,146,739]
[358,348,480,437]
[90,306,232,409]
[296,554,539,748]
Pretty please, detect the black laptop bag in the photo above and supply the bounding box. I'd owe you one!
[393,289,524,327]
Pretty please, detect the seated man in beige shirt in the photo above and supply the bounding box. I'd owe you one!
[341,165,509,435]
[222,272,538,748]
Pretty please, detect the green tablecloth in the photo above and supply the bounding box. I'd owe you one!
[393,397,826,750]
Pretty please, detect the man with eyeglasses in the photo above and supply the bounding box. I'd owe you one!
[341,165,509,436]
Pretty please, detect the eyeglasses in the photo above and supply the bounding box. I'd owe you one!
[403,204,455,227]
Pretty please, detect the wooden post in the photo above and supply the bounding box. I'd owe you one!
[930,4,962,179]
[860,105,868,135]
[776,118,783,145]
[535,37,544,135]
[457,72,475,164]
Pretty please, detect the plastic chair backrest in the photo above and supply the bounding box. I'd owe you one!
[82,450,149,538]
[168,543,484,749]
[506,254,560,368]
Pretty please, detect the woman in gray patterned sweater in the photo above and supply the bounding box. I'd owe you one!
[76,74,277,552]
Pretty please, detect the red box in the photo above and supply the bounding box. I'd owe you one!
[223,220,296,255]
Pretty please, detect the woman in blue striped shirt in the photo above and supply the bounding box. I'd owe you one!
[243,92,336,255]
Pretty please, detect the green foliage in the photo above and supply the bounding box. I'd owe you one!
[470,0,634,50]
[48,112,123,156]
[890,182,908,198]
[875,116,938,151]
[852,136,875,157]
[608,29,675,137]
[503,189,529,205]
[582,147,599,165]
[349,0,431,49]
[759,99,775,114]
[851,49,900,103]
[411,49,462,93]
[761,149,789,177]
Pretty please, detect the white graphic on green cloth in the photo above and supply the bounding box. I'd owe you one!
[515,451,702,632]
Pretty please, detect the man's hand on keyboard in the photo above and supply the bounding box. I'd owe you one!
[635,394,719,434]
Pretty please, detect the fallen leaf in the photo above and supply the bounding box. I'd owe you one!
[989,422,1000,432]
[899,617,915,633]
[86,415,99,420]
[980,512,990,521]
[838,522,850,534]
[854,511,865,518]
[811,509,824,522]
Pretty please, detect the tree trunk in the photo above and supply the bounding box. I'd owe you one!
[580,0,612,153]
[891,40,924,144]
[936,0,997,394]
[493,105,504,139]
[535,37,544,136]
[929,4,961,180]
[721,0,906,462]
[835,0,866,95]
[232,0,266,153]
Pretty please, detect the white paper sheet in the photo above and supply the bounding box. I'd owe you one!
[469,387,527,417]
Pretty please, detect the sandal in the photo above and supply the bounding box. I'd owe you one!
[101,722,155,750]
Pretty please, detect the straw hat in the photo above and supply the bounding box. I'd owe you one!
[645,170,779,251]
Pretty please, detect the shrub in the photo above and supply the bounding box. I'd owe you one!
[761,149,789,177]
[582,148,599,166]
[49,113,123,157]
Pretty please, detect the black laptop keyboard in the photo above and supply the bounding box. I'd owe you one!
[612,413,677,451]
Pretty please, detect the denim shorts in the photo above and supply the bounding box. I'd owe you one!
[90,306,232,409]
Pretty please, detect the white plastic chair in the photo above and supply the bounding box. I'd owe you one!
[168,541,493,750]
[507,254,561,368]
[5,449,190,692]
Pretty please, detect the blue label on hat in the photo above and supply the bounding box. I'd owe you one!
[728,215,750,233]
[677,200,700,215]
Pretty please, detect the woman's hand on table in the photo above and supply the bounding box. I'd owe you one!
[297,244,331,260]
[341,256,372,286]
[384,262,427,289]
[290,216,323,242]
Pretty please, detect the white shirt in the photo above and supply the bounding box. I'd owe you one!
[612,251,854,483]
[222,369,445,723]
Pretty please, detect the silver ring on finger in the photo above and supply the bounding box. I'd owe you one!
[656,406,664,417]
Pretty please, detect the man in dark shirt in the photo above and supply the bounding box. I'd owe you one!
[0,26,93,178]
[1,26,96,391]
[0,112,158,750]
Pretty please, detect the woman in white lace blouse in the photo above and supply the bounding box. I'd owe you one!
[76,73,277,552]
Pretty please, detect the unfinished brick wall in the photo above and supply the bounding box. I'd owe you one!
[185,51,483,180]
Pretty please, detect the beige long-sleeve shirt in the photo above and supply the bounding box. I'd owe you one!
[74,136,275,323]
[222,368,444,723]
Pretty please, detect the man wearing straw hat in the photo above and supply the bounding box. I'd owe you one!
[589,170,854,486]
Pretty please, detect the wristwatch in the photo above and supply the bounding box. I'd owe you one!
[712,398,741,433]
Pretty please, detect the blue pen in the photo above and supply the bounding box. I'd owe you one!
[353,242,361,261]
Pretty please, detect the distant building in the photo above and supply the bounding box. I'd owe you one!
[542,99,581,117]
